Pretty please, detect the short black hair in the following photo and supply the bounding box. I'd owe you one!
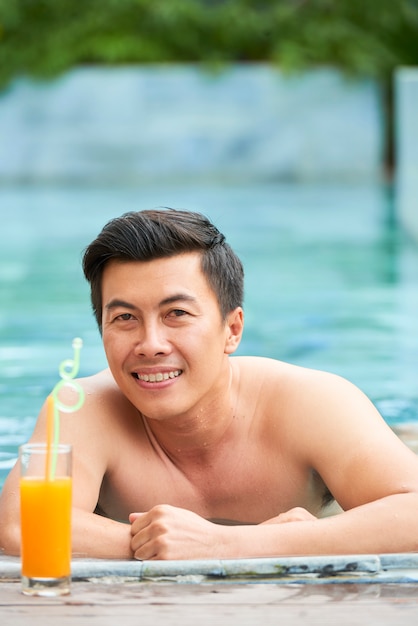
[82,208,244,332]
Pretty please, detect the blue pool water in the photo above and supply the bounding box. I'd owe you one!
[1,180,418,488]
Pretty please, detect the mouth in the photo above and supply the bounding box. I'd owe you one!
[132,370,182,383]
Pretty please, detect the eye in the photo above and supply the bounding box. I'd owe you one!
[168,309,188,318]
[116,313,135,321]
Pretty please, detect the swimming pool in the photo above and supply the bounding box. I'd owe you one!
[1,180,418,488]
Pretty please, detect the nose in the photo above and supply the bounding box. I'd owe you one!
[134,319,170,358]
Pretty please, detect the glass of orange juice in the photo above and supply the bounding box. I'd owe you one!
[19,443,72,596]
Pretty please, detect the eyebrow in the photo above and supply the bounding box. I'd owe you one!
[105,299,137,312]
[105,294,197,311]
[160,293,197,307]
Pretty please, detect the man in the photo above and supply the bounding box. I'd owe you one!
[1,208,418,560]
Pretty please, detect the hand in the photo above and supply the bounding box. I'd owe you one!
[129,504,224,560]
[261,507,317,525]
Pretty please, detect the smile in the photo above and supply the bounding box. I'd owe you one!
[133,370,182,383]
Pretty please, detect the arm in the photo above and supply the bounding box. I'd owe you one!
[128,490,418,560]
[262,369,418,555]
[0,377,134,559]
[0,467,133,559]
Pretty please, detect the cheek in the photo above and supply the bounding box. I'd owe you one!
[103,332,128,364]
[188,327,229,365]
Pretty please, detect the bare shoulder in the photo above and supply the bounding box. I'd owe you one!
[233,355,366,402]
[62,368,131,411]
[232,356,418,511]
[45,368,139,445]
[77,367,123,395]
[232,355,389,441]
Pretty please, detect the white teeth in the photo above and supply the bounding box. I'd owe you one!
[137,370,181,383]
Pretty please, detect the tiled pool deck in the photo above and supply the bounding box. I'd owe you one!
[2,553,418,585]
[1,554,418,624]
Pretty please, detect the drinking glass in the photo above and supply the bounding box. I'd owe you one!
[19,443,72,596]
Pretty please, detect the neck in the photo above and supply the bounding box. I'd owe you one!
[142,361,240,464]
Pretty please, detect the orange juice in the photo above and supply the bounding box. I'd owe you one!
[20,476,72,578]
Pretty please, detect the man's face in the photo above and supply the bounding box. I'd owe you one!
[101,252,241,422]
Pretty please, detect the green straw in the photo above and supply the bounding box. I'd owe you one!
[49,338,85,478]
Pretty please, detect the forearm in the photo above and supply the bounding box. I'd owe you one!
[226,494,418,558]
[0,508,133,560]
[72,508,133,559]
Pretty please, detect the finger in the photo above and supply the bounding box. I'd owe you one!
[132,540,158,561]
[261,507,317,525]
[130,524,160,561]
[129,511,149,534]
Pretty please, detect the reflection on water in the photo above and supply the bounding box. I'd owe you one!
[1,180,418,487]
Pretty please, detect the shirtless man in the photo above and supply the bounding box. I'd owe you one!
[1,208,418,560]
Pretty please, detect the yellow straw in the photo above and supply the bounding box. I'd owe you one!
[45,394,54,481]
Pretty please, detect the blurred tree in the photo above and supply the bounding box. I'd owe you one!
[1,0,416,82]
[0,0,417,173]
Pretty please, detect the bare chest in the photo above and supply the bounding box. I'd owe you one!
[97,438,326,523]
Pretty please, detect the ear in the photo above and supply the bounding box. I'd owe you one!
[224,307,244,355]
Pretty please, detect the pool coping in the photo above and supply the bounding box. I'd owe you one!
[1,553,418,585]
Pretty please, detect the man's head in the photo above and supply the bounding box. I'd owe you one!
[83,209,244,332]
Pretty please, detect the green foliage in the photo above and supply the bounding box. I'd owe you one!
[0,0,417,87]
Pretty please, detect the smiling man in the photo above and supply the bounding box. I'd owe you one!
[1,208,418,560]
